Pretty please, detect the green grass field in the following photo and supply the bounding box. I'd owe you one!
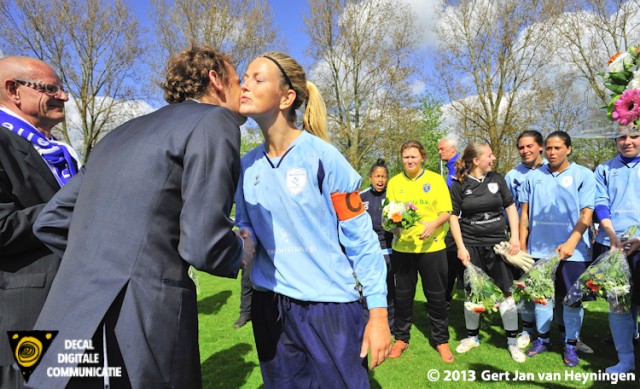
[196,271,639,388]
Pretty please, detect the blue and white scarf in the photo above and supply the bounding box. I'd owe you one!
[0,109,78,185]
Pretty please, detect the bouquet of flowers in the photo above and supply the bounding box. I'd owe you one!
[381,198,420,232]
[564,250,632,313]
[600,46,640,127]
[511,254,561,306]
[463,263,504,313]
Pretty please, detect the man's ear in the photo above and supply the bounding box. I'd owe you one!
[209,69,224,96]
[279,89,296,111]
[4,79,20,104]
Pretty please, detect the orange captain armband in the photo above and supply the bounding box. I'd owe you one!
[331,191,365,221]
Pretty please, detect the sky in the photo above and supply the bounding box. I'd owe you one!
[126,0,439,71]
[127,0,314,68]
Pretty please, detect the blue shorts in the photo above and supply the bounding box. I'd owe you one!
[251,291,369,389]
[555,260,593,300]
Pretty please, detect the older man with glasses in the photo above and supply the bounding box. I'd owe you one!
[0,55,80,388]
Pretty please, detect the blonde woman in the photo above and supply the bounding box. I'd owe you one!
[234,52,391,388]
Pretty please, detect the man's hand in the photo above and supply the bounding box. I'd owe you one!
[493,241,535,272]
[236,228,255,269]
[360,307,392,370]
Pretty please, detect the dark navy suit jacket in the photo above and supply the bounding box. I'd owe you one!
[28,101,244,388]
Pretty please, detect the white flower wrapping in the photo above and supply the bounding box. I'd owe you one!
[382,201,405,217]
[608,52,634,73]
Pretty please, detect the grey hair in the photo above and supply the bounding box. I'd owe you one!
[439,136,457,149]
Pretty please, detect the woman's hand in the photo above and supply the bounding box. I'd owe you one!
[556,241,576,260]
[457,247,471,266]
[508,236,520,256]
[419,221,436,240]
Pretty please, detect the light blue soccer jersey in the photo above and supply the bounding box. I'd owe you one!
[595,155,640,246]
[505,161,546,213]
[235,131,387,308]
[521,163,596,262]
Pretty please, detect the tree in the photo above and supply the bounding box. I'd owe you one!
[419,94,448,174]
[554,0,640,105]
[434,0,560,172]
[0,0,145,162]
[149,0,283,77]
[305,0,423,174]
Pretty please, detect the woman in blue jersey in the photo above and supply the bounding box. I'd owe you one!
[449,142,525,362]
[234,52,391,388]
[361,158,395,335]
[593,127,640,374]
[505,130,545,214]
[386,140,455,363]
[519,131,596,367]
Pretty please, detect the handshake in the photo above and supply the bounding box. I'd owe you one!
[493,241,534,272]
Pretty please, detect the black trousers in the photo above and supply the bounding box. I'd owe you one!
[392,249,450,345]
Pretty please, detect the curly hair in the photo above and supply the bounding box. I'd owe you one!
[162,46,234,104]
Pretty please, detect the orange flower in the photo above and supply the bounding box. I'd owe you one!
[391,213,402,223]
[472,307,486,313]
[608,52,622,65]
[534,299,547,305]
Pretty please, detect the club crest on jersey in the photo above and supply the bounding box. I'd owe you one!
[286,168,307,195]
[423,183,431,193]
[488,182,499,194]
[363,201,370,211]
[465,189,473,195]
[561,176,573,188]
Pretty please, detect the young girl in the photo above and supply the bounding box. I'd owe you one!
[234,52,391,388]
[361,158,395,334]
[448,143,524,362]
[519,131,596,367]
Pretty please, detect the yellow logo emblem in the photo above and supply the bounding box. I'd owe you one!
[7,331,57,382]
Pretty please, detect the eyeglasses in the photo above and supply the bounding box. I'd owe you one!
[13,79,66,96]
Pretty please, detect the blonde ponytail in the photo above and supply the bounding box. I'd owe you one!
[303,81,329,141]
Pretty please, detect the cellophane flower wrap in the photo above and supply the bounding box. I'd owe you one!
[381,198,420,232]
[564,227,636,314]
[463,263,504,313]
[511,254,561,306]
[600,46,640,126]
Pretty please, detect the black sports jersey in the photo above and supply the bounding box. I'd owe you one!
[361,186,393,250]
[450,171,514,246]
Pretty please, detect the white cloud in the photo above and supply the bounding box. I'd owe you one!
[401,0,441,48]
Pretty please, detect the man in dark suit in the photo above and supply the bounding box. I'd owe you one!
[26,46,254,388]
[0,56,79,389]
